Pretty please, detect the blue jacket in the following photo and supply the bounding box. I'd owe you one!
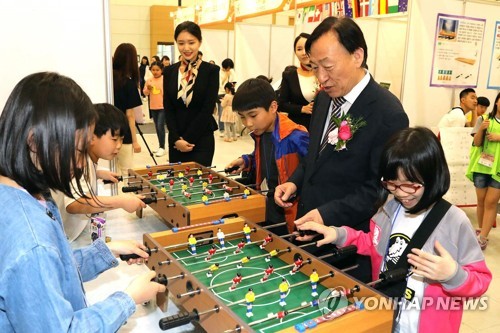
[0,185,135,332]
[242,113,309,231]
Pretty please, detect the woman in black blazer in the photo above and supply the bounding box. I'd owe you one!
[278,33,319,130]
[163,21,219,166]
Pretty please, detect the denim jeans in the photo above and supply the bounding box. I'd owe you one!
[151,108,166,149]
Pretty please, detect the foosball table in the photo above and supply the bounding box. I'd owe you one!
[122,162,265,228]
[137,217,394,332]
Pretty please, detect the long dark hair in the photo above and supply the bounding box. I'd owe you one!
[487,92,500,119]
[0,72,97,197]
[113,43,140,90]
[378,127,450,214]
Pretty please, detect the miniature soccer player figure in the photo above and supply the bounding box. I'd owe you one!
[223,184,233,193]
[217,228,226,248]
[197,169,203,179]
[205,245,217,261]
[243,223,252,243]
[189,176,194,187]
[260,233,273,249]
[237,256,250,269]
[277,310,287,323]
[169,179,174,190]
[178,171,184,178]
[208,174,214,184]
[266,249,279,262]
[245,288,255,317]
[223,192,230,201]
[202,195,209,204]
[206,263,220,277]
[279,278,289,306]
[147,170,153,179]
[188,234,197,255]
[290,255,303,275]
[234,239,246,254]
[310,268,319,297]
[229,272,243,291]
[243,188,251,198]
[260,264,274,283]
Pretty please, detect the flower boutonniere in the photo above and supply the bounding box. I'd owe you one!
[327,114,367,151]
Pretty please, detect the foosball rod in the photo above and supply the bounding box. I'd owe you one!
[190,192,248,205]
[190,248,291,275]
[248,286,360,327]
[102,174,138,184]
[207,259,313,290]
[226,272,334,307]
[174,236,270,261]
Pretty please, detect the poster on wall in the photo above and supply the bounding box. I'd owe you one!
[430,13,486,88]
[487,21,500,89]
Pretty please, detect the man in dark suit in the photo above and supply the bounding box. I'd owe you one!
[275,17,409,282]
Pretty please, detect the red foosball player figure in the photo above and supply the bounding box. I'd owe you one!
[237,256,250,269]
[205,245,217,261]
[276,310,288,323]
[229,272,243,291]
[169,179,175,190]
[189,176,194,187]
[245,288,255,318]
[290,255,303,275]
[185,166,190,173]
[147,170,153,179]
[204,188,213,195]
[243,223,252,243]
[208,174,214,184]
[260,264,274,282]
[233,239,246,254]
[223,184,233,193]
[206,263,220,277]
[260,234,273,249]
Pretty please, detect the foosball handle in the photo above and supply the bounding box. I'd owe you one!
[103,176,123,184]
[119,248,152,261]
[141,197,156,204]
[379,267,408,283]
[334,245,357,256]
[224,165,240,174]
[159,310,199,330]
[123,185,141,193]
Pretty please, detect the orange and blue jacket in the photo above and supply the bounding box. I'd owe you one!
[241,113,309,232]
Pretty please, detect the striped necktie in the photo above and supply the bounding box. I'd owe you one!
[319,97,346,153]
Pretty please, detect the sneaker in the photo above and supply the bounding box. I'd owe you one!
[155,148,165,157]
[219,131,225,137]
[477,235,488,250]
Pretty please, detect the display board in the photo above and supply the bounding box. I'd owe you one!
[0,0,112,111]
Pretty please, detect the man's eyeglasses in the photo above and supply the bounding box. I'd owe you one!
[381,180,423,194]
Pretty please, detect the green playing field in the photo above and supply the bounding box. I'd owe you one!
[170,239,350,332]
[149,174,240,206]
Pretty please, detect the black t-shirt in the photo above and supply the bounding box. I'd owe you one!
[259,132,284,225]
[113,78,141,144]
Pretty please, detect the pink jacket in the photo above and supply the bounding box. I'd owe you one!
[335,199,491,333]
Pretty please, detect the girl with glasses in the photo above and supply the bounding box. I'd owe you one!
[295,127,491,333]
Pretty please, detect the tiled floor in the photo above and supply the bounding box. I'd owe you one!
[131,114,498,332]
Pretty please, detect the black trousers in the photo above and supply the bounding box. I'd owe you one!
[168,132,215,167]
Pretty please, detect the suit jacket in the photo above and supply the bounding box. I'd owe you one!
[289,76,409,231]
[278,69,311,129]
[163,61,220,145]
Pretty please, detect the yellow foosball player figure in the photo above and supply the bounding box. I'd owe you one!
[236,256,250,269]
[310,268,319,297]
[243,223,252,243]
[206,263,220,277]
[188,234,197,255]
[278,278,289,306]
[245,288,256,318]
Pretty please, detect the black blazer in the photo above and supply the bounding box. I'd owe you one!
[278,69,311,129]
[289,76,409,231]
[163,61,220,145]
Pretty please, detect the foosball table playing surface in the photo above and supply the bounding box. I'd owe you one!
[141,217,394,332]
[123,162,265,228]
